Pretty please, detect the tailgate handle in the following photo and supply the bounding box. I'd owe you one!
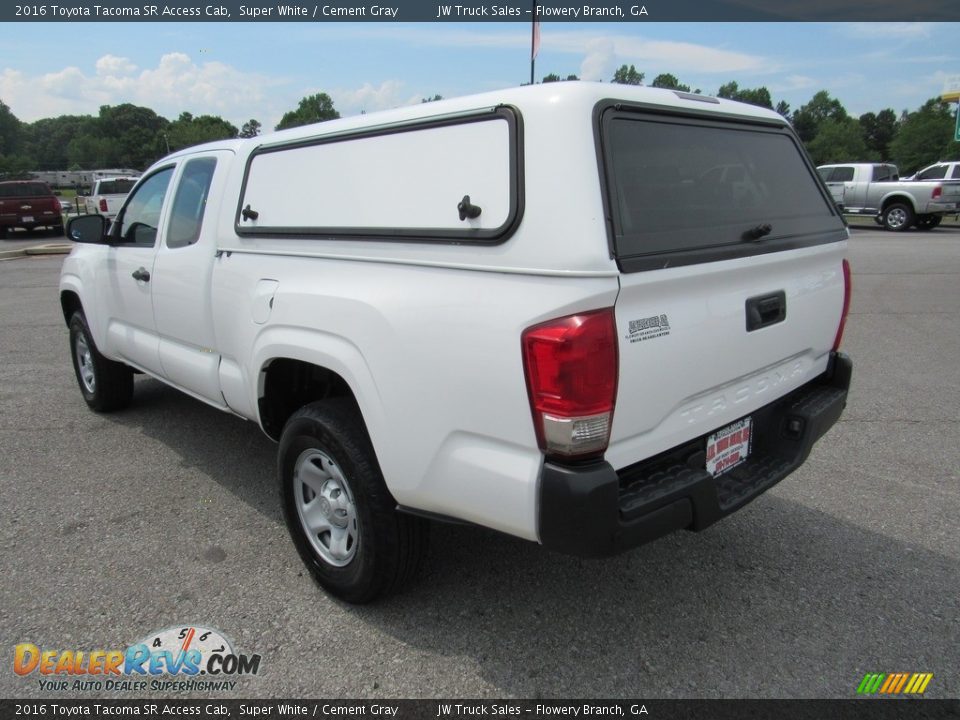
[746,291,786,331]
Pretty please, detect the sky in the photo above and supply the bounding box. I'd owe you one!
[1,21,957,131]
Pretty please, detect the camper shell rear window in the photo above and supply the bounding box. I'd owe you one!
[596,104,845,272]
[236,107,522,244]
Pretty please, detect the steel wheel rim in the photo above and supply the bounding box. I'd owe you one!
[294,448,359,567]
[887,208,907,229]
[75,334,96,394]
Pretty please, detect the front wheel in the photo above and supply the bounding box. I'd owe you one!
[69,311,134,412]
[882,203,915,232]
[278,399,428,603]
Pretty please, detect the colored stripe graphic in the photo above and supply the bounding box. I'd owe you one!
[857,673,885,694]
[858,672,933,695]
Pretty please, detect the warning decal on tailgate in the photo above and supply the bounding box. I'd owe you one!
[626,314,671,344]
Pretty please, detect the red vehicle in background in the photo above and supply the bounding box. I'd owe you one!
[0,181,63,237]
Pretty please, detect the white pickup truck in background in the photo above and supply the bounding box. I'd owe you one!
[905,161,960,182]
[817,162,960,230]
[82,177,139,221]
[61,84,852,602]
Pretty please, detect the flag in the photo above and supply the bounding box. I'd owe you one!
[531,17,541,61]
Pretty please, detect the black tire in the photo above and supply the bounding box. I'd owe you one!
[279,399,428,603]
[915,215,941,231]
[68,311,134,412]
[881,202,915,232]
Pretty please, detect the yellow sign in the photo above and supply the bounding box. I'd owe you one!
[942,74,960,102]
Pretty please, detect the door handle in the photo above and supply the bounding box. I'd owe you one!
[745,291,786,331]
[132,267,151,282]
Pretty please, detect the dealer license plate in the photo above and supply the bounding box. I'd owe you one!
[22,215,34,223]
[706,417,752,477]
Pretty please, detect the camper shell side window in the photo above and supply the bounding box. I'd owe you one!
[235,107,523,245]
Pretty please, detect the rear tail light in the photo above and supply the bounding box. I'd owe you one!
[931,187,942,200]
[833,258,852,351]
[522,308,618,460]
[99,198,108,212]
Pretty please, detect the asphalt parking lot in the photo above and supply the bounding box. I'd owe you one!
[1,227,958,700]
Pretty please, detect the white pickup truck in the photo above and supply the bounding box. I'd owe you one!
[61,84,852,602]
[817,162,960,230]
[82,177,139,221]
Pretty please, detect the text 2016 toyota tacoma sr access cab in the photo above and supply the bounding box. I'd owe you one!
[60,83,852,602]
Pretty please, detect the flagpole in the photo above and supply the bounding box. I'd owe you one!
[530,1,537,85]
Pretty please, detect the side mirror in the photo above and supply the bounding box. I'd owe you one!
[67,214,108,244]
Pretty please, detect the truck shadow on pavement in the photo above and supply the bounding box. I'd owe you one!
[99,378,957,699]
[357,503,958,698]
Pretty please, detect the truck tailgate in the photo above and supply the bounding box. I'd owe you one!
[607,241,846,471]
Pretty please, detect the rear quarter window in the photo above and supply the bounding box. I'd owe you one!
[599,109,844,271]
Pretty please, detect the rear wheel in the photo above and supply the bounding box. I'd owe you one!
[69,311,134,412]
[882,203,914,232]
[279,399,428,603]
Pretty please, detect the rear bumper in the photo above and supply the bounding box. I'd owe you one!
[925,202,958,214]
[538,352,852,557]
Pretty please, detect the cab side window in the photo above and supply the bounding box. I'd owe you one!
[167,158,217,249]
[917,165,947,180]
[114,167,174,246]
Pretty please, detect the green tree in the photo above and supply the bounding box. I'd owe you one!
[0,153,33,180]
[66,134,115,168]
[239,119,261,138]
[92,103,168,168]
[651,73,690,92]
[611,64,644,85]
[806,117,871,166]
[858,109,898,161]
[73,136,115,167]
[791,90,848,143]
[421,95,443,103]
[165,112,238,151]
[539,74,577,83]
[276,93,339,131]
[775,100,791,118]
[889,98,960,174]
[22,115,96,170]
[0,99,22,157]
[717,81,773,109]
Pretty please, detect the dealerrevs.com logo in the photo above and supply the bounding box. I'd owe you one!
[14,626,262,693]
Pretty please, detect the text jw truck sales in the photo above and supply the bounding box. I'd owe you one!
[435,4,647,17]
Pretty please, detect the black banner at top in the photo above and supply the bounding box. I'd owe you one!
[4,0,960,22]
